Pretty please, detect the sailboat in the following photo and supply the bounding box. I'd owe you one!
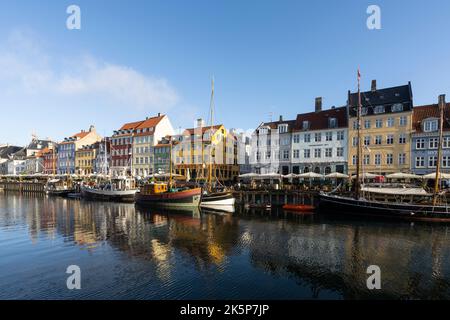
[200,77,235,209]
[135,138,202,208]
[318,71,450,222]
[80,139,137,202]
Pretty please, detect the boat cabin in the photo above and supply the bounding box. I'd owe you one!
[141,183,168,195]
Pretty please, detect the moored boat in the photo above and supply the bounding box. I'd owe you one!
[80,177,137,203]
[200,191,235,207]
[135,182,202,208]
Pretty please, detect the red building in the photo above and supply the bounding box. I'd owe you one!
[42,147,57,175]
[110,120,144,177]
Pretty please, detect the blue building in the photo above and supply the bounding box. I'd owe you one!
[411,97,450,175]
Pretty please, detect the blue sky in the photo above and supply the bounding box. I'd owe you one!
[1,0,450,145]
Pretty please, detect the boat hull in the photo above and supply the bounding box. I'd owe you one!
[200,192,235,207]
[45,189,75,197]
[80,186,137,203]
[318,193,450,222]
[135,187,202,208]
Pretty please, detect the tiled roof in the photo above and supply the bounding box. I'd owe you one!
[412,103,450,133]
[258,120,296,131]
[136,115,165,130]
[293,106,348,131]
[120,120,145,131]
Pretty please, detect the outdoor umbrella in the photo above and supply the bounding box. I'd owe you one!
[324,172,349,179]
[386,172,422,179]
[422,172,450,179]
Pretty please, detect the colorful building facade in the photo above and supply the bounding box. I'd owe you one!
[348,81,413,175]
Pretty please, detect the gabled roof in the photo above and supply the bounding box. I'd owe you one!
[258,119,296,131]
[0,146,23,159]
[348,83,413,117]
[135,115,165,134]
[412,103,450,133]
[184,125,223,136]
[27,139,54,150]
[293,106,348,131]
[120,120,145,131]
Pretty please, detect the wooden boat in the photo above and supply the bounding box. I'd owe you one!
[201,191,235,207]
[282,204,315,213]
[44,178,75,197]
[135,182,202,208]
[80,177,137,203]
[245,203,271,210]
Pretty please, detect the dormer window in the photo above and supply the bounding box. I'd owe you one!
[259,127,268,135]
[424,119,439,132]
[361,107,368,116]
[278,124,288,133]
[303,121,310,130]
[392,103,403,112]
[328,117,337,128]
[374,105,385,114]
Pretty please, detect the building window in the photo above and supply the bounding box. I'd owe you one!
[386,135,394,145]
[352,155,358,165]
[363,154,370,165]
[443,137,450,148]
[361,107,368,115]
[387,118,395,127]
[443,156,450,167]
[279,124,288,133]
[375,135,382,145]
[304,149,310,158]
[303,121,310,130]
[293,149,300,158]
[266,151,271,159]
[364,120,371,129]
[375,119,383,128]
[392,103,404,112]
[314,148,321,158]
[293,134,300,143]
[386,154,393,165]
[304,134,311,143]
[416,139,425,149]
[326,132,332,141]
[325,148,332,157]
[399,134,406,144]
[283,150,289,159]
[375,154,381,166]
[353,121,358,130]
[363,136,370,146]
[315,133,321,142]
[374,105,385,114]
[352,137,358,147]
[398,153,406,165]
[399,116,407,126]
[336,147,344,157]
[428,156,437,168]
[329,118,337,128]
[429,138,439,149]
[424,119,438,132]
[337,131,344,141]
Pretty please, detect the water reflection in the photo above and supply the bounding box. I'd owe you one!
[0,193,449,299]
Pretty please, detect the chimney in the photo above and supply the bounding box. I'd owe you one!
[315,97,322,112]
[279,115,283,122]
[89,125,95,132]
[157,112,161,117]
[439,94,446,108]
[197,118,205,128]
[371,79,377,92]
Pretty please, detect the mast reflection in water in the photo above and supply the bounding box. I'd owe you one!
[0,193,449,299]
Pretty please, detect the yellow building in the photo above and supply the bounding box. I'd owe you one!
[348,81,413,175]
[75,143,99,176]
[173,119,239,183]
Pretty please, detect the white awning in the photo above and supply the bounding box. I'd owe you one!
[297,172,324,179]
[423,172,450,179]
[386,172,422,179]
[325,172,349,179]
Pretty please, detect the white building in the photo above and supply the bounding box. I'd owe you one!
[291,100,348,174]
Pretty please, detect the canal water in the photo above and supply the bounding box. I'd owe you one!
[0,193,449,300]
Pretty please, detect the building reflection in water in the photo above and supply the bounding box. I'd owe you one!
[1,193,449,299]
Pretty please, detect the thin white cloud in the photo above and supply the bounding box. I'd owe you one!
[0,29,179,109]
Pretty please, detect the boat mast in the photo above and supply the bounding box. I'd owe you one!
[208,76,215,192]
[433,94,446,206]
[169,137,173,189]
[355,68,362,199]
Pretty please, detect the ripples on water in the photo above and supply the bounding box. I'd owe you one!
[0,193,449,300]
